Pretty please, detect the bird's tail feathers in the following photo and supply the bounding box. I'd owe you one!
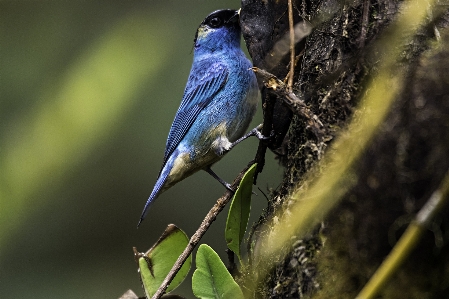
[137,169,170,228]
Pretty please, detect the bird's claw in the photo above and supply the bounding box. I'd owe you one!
[225,182,235,193]
[251,127,274,141]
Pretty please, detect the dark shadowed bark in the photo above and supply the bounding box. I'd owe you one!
[240,0,449,298]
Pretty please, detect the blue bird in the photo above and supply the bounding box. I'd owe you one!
[138,9,262,227]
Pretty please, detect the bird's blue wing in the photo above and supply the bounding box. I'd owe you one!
[161,62,229,169]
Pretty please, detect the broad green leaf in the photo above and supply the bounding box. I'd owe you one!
[192,244,244,299]
[135,224,191,298]
[225,163,257,263]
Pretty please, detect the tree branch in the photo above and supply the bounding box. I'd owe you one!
[252,67,324,140]
[150,162,255,299]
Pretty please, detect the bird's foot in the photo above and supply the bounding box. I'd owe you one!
[228,124,273,150]
[250,124,274,141]
[205,167,235,192]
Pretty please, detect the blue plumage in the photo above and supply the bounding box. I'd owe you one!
[138,9,260,226]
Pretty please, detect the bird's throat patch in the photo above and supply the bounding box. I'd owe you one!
[196,26,209,41]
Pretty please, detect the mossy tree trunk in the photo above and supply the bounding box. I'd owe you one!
[240,0,449,298]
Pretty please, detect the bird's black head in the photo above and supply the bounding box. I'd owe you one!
[194,9,240,50]
[201,9,239,29]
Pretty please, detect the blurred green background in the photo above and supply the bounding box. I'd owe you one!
[0,1,282,298]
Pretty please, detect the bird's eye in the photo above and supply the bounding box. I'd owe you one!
[208,17,222,28]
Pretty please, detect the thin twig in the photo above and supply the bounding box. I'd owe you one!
[150,162,254,299]
[284,50,305,84]
[359,0,371,48]
[356,170,449,299]
[287,0,295,92]
[253,92,274,184]
[252,67,324,139]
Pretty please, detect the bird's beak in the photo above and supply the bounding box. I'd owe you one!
[237,8,241,15]
[228,9,240,24]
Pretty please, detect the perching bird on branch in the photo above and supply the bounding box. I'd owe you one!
[138,9,262,226]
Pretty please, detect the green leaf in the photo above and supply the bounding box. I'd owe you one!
[225,163,257,263]
[192,244,244,299]
[135,224,191,298]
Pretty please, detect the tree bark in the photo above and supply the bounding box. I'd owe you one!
[240,0,449,298]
